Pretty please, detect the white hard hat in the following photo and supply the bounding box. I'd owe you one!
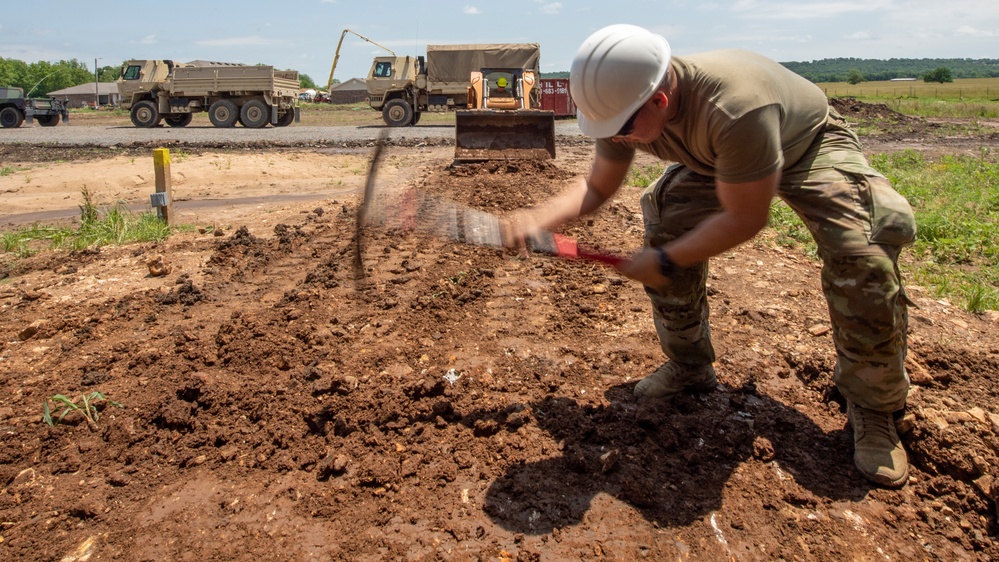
[570,24,672,138]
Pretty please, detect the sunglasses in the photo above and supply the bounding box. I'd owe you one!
[616,106,641,137]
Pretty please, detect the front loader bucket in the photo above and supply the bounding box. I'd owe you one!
[454,109,556,162]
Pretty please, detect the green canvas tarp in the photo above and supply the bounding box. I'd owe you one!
[426,44,541,84]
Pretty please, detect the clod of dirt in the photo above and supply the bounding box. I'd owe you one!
[316,451,350,481]
[146,255,171,277]
[752,436,776,461]
[154,278,204,306]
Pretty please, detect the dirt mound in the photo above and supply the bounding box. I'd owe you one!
[1,149,998,560]
[830,97,912,122]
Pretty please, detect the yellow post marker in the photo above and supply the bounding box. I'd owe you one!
[152,148,174,226]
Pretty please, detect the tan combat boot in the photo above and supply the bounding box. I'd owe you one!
[634,361,717,399]
[847,401,909,488]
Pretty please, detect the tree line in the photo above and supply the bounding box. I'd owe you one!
[777,57,999,83]
[542,58,999,84]
[1,58,122,97]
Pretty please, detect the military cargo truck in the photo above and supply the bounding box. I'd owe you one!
[366,43,541,127]
[0,87,69,128]
[116,60,300,128]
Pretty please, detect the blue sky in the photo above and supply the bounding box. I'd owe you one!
[2,1,997,87]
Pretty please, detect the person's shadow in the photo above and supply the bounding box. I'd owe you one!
[477,381,871,534]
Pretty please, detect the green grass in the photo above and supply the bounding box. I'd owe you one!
[625,162,667,189]
[1,187,173,257]
[0,166,15,177]
[872,149,999,312]
[816,77,999,119]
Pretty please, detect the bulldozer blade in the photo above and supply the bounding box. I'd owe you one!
[454,109,556,162]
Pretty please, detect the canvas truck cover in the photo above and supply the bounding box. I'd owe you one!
[426,44,541,84]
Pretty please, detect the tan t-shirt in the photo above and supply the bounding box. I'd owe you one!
[597,49,829,184]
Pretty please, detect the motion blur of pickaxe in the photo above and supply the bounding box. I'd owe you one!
[354,139,624,273]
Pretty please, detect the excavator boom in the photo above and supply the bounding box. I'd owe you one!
[327,29,395,92]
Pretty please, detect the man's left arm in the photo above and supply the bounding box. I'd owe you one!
[617,172,779,286]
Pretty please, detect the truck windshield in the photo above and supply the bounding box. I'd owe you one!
[122,65,142,80]
[373,62,393,78]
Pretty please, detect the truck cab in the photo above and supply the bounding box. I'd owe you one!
[365,56,420,110]
[116,60,186,108]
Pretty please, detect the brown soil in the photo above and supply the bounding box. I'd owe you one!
[1,101,999,561]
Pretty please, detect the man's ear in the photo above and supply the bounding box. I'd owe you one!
[650,91,669,109]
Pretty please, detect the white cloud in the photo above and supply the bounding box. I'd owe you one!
[955,25,997,38]
[463,5,481,15]
[732,0,891,20]
[540,3,562,14]
[844,31,872,40]
[196,36,280,47]
[138,35,157,45]
[0,44,69,62]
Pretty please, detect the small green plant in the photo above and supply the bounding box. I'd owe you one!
[964,285,991,314]
[210,157,231,170]
[79,185,100,227]
[42,391,123,428]
[626,163,667,188]
[173,149,192,163]
[0,165,15,176]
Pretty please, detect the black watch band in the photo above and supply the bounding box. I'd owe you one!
[656,247,676,277]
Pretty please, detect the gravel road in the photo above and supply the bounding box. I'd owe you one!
[0,123,586,147]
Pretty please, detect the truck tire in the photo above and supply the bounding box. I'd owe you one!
[275,109,295,127]
[165,114,194,128]
[382,99,413,127]
[208,100,238,128]
[130,101,160,128]
[36,114,61,127]
[1,107,25,128]
[239,100,269,128]
[411,111,422,126]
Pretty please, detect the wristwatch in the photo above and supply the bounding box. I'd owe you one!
[655,247,676,277]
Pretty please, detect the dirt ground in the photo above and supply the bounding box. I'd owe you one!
[1,102,999,561]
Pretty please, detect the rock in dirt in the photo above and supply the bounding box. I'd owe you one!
[599,449,620,473]
[21,289,44,301]
[17,319,46,341]
[808,324,831,336]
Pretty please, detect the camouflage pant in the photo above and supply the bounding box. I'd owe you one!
[639,115,916,412]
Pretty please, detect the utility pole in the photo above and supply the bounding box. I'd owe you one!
[94,58,101,108]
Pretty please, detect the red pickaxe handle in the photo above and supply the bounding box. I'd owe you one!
[529,232,626,267]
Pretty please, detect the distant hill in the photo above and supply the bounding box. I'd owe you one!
[542,58,999,84]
